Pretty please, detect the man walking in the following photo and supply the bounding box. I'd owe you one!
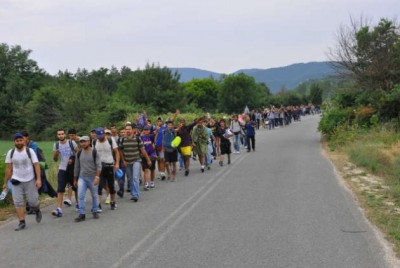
[93,127,120,210]
[119,123,152,202]
[73,136,102,222]
[191,117,210,173]
[3,133,42,231]
[52,129,78,217]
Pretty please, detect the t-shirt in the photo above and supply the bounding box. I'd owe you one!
[245,121,256,136]
[119,136,144,164]
[93,138,118,164]
[53,140,78,171]
[141,134,156,158]
[5,147,38,182]
[73,148,102,178]
[155,125,166,147]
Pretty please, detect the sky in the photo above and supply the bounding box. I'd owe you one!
[1,0,398,74]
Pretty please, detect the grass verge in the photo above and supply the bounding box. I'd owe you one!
[323,124,400,257]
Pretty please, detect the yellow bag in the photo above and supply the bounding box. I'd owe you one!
[171,136,181,148]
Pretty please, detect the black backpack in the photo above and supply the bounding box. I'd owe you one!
[55,140,75,154]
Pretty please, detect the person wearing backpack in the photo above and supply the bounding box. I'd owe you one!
[21,131,56,215]
[92,127,120,211]
[163,121,178,181]
[3,133,42,231]
[52,128,79,218]
[73,136,102,222]
[119,123,152,202]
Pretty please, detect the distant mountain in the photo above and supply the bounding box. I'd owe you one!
[170,62,336,93]
[169,68,221,81]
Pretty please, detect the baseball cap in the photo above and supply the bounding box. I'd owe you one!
[105,129,111,134]
[143,125,150,130]
[95,127,105,139]
[79,136,90,142]
[14,132,24,140]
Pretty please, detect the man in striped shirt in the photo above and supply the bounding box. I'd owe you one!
[119,123,152,202]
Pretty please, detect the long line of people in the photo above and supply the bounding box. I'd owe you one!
[2,107,308,230]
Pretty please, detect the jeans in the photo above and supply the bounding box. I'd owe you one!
[178,152,184,169]
[126,161,141,198]
[78,176,99,215]
[233,133,240,152]
[205,143,213,166]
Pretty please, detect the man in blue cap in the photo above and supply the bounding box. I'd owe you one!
[3,133,42,231]
[92,127,120,210]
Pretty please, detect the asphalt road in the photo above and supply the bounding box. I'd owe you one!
[0,115,394,268]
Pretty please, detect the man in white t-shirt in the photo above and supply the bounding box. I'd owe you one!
[3,133,42,231]
[52,128,78,217]
[93,127,120,210]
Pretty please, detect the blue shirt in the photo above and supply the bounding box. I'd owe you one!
[245,121,256,136]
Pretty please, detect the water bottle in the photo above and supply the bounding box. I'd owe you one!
[0,188,9,201]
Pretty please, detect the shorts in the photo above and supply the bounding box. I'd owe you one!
[164,150,178,163]
[57,169,75,193]
[98,165,116,195]
[220,139,232,155]
[156,146,164,159]
[12,179,39,208]
[180,146,192,156]
[141,157,156,171]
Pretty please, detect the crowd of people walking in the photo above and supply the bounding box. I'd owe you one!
[2,105,314,230]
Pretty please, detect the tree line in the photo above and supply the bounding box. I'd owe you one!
[0,43,325,140]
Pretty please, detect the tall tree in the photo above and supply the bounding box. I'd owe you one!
[329,18,400,92]
[0,44,46,135]
[219,73,258,113]
[184,78,219,112]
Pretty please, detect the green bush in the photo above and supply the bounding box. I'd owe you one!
[318,107,353,138]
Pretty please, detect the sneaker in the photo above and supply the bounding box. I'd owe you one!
[130,196,138,202]
[75,204,79,212]
[51,208,62,217]
[144,183,149,191]
[126,188,131,193]
[105,195,111,204]
[207,165,211,170]
[63,199,72,207]
[150,182,155,188]
[93,212,99,219]
[27,208,35,215]
[201,166,205,173]
[228,159,231,165]
[15,222,26,231]
[185,170,189,176]
[74,214,86,222]
[117,190,124,198]
[110,202,117,210]
[160,172,166,180]
[98,204,103,213]
[35,210,42,223]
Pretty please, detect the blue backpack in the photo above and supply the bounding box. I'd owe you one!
[163,129,176,152]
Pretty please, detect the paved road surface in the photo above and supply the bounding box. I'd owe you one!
[0,115,394,268]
